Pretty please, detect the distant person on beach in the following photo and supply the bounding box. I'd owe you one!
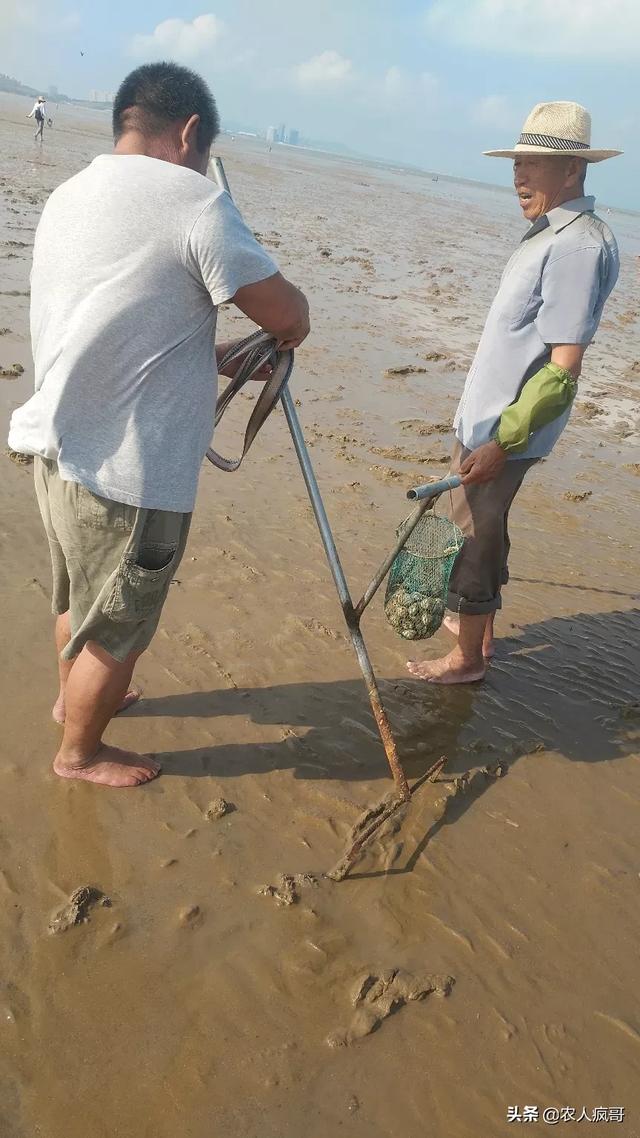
[408,102,621,685]
[9,62,309,787]
[27,96,47,141]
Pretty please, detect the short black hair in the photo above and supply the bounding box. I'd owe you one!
[113,61,219,152]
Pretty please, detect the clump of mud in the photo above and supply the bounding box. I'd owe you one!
[326,968,454,1046]
[564,490,592,502]
[384,365,427,378]
[5,449,32,467]
[205,797,234,821]
[49,886,111,934]
[178,904,203,929]
[397,419,451,437]
[258,873,318,906]
[577,401,604,420]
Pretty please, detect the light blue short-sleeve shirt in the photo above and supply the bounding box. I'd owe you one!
[453,196,619,459]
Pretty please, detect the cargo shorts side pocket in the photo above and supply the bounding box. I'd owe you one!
[103,544,178,623]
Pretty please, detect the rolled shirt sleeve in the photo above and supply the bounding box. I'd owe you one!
[188,189,278,306]
[535,246,603,345]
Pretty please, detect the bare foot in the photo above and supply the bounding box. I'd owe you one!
[443,614,495,659]
[406,651,486,685]
[53,743,160,787]
[52,688,141,725]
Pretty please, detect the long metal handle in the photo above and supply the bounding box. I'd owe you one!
[280,388,353,616]
[280,389,410,800]
[407,474,461,500]
[210,156,231,193]
[210,157,410,802]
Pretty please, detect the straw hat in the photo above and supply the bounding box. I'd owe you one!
[484,101,621,163]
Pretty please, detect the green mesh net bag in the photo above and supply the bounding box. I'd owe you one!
[384,510,464,640]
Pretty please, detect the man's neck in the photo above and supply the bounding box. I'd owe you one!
[114,132,180,164]
[113,132,207,175]
[553,187,586,209]
[534,187,586,221]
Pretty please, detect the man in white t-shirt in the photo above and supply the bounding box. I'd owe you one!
[8,62,310,788]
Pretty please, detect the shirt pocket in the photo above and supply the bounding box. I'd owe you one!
[496,269,542,330]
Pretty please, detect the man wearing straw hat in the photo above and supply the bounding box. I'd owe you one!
[408,102,621,684]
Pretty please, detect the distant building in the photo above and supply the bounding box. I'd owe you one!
[266,124,300,146]
[89,90,115,104]
[48,84,59,99]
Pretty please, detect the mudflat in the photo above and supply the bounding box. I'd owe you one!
[1,93,640,1138]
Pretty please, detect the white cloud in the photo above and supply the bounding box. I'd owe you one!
[1,0,78,43]
[424,0,640,57]
[294,50,353,90]
[472,95,519,131]
[291,55,438,113]
[382,66,438,108]
[130,14,224,61]
[0,0,37,33]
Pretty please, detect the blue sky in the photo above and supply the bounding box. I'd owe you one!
[3,0,638,208]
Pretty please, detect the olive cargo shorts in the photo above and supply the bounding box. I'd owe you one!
[445,440,537,616]
[34,458,191,662]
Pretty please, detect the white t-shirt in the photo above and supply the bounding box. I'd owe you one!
[8,154,277,512]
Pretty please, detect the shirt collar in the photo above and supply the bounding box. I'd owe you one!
[544,195,595,234]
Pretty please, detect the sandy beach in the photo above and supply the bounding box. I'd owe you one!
[1,92,640,1138]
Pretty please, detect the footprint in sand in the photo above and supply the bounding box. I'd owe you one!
[326,969,454,1046]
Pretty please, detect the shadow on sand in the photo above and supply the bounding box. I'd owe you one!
[127,607,640,876]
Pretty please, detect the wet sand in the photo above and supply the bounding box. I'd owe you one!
[1,93,640,1138]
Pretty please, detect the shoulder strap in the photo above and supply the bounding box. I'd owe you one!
[206,331,294,472]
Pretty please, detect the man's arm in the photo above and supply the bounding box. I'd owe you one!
[549,343,585,379]
[231,272,310,351]
[460,343,585,485]
[214,274,309,378]
[189,193,310,353]
[461,243,602,486]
